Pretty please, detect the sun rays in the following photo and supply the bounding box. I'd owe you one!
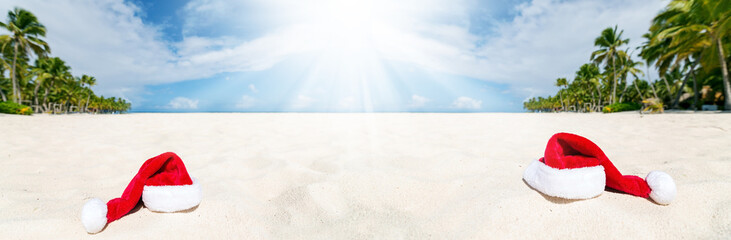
[276,0,416,112]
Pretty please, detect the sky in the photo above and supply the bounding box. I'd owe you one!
[0,0,669,112]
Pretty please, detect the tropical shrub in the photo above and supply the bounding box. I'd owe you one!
[602,102,641,113]
[0,101,33,115]
[642,98,664,113]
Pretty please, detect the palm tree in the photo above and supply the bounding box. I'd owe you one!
[0,58,8,102]
[640,32,674,101]
[0,77,9,101]
[58,78,84,113]
[642,37,686,109]
[0,39,8,102]
[653,0,731,110]
[591,26,630,104]
[566,77,585,111]
[555,78,568,111]
[616,54,645,103]
[32,57,71,112]
[659,68,684,103]
[0,7,50,103]
[17,64,33,104]
[576,63,603,110]
[670,62,697,109]
[648,18,701,109]
[638,33,662,100]
[79,87,94,112]
[79,75,96,112]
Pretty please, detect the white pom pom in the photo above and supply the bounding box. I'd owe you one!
[81,198,108,233]
[646,171,677,205]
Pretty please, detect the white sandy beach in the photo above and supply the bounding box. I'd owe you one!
[0,113,729,239]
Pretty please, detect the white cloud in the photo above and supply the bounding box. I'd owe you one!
[248,84,258,93]
[0,1,174,91]
[176,0,667,101]
[374,0,667,98]
[472,0,668,97]
[168,97,198,109]
[410,94,429,107]
[236,95,256,108]
[452,96,482,109]
[0,0,668,104]
[0,0,317,98]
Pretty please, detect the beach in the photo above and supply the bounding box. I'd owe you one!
[0,113,729,239]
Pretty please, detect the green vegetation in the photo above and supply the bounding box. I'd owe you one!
[0,101,31,115]
[525,0,730,113]
[602,102,641,113]
[0,7,130,114]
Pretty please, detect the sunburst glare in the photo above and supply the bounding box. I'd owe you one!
[279,0,413,112]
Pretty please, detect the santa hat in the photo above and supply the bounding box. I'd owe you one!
[81,152,202,233]
[523,133,676,205]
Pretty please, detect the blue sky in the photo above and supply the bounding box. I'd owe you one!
[0,0,668,112]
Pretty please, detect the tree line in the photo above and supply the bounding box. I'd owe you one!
[525,0,730,113]
[0,7,130,114]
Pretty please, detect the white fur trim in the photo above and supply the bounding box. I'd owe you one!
[81,198,107,234]
[142,177,202,212]
[646,171,676,205]
[523,159,606,199]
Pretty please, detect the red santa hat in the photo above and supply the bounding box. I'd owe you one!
[81,152,202,233]
[523,133,676,205]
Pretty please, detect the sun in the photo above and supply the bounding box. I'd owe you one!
[279,0,408,112]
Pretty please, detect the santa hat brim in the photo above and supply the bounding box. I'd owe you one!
[523,159,606,199]
[142,177,203,212]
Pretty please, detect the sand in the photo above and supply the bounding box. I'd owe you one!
[0,113,729,239]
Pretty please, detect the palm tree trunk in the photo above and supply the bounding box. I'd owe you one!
[716,37,731,111]
[647,65,659,99]
[649,80,659,100]
[619,76,630,103]
[558,91,564,112]
[633,78,642,100]
[596,85,602,106]
[11,44,18,103]
[591,92,596,112]
[619,79,631,103]
[611,55,617,104]
[17,75,23,104]
[672,72,691,109]
[691,68,699,110]
[43,88,49,113]
[0,87,6,101]
[33,82,41,106]
[85,94,90,113]
[662,77,672,97]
